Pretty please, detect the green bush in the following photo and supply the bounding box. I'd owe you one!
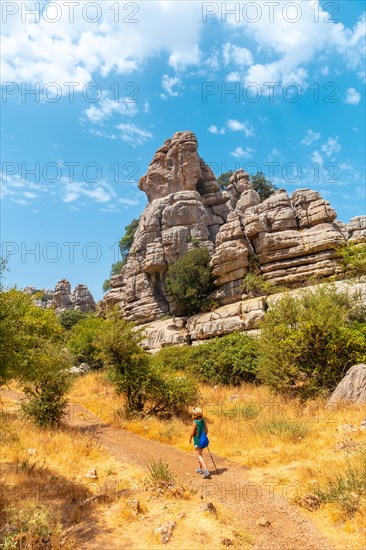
[337,242,366,278]
[94,309,197,416]
[258,285,366,398]
[146,369,198,415]
[242,272,283,297]
[151,345,192,372]
[21,343,71,428]
[67,315,104,367]
[166,247,214,315]
[59,309,86,330]
[187,332,259,385]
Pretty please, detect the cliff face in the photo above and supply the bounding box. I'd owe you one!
[104,131,366,324]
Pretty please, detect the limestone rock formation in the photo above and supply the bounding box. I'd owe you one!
[53,279,96,312]
[103,130,365,325]
[328,364,366,404]
[141,279,366,351]
[26,279,96,313]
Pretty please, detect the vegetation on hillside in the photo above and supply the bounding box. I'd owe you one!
[337,242,366,278]
[165,246,214,315]
[0,283,71,427]
[258,285,366,398]
[103,218,139,292]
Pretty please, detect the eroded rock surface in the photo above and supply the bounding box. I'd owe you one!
[329,364,366,404]
[25,279,96,313]
[103,130,365,325]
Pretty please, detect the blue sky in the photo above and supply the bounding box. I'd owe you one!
[1,0,365,300]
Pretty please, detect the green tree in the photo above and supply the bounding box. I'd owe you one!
[94,309,153,412]
[103,219,139,292]
[217,170,234,190]
[21,342,71,428]
[59,309,86,331]
[258,285,366,398]
[166,247,214,315]
[0,286,71,426]
[188,332,259,385]
[67,315,104,367]
[119,218,139,259]
[250,171,278,200]
[217,170,278,201]
[94,309,197,415]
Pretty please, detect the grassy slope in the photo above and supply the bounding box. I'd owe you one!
[0,392,250,549]
[69,372,366,550]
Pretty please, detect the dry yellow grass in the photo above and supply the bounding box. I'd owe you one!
[0,391,251,549]
[70,372,366,549]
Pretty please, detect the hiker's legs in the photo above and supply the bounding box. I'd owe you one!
[196,448,207,471]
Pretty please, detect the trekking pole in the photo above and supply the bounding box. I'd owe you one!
[207,446,219,474]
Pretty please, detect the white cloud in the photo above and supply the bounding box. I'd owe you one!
[116,123,153,146]
[345,87,361,105]
[226,71,240,82]
[227,119,254,137]
[302,129,321,146]
[62,179,116,204]
[223,42,253,66]
[161,74,181,97]
[84,92,138,124]
[230,147,255,159]
[208,125,225,135]
[321,136,341,158]
[311,151,324,165]
[320,66,330,76]
[223,3,366,88]
[1,1,203,85]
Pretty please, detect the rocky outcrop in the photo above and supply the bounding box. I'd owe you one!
[328,364,366,404]
[103,130,365,324]
[141,279,366,351]
[25,279,96,313]
[53,279,96,312]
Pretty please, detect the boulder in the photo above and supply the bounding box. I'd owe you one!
[328,364,366,404]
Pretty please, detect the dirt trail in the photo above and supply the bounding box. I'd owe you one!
[66,401,337,550]
[2,391,338,550]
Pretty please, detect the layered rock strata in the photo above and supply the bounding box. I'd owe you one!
[104,130,365,324]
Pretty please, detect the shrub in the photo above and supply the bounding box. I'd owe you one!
[337,242,366,278]
[187,332,260,385]
[258,285,366,398]
[256,419,309,442]
[21,344,71,428]
[315,448,366,516]
[59,309,86,330]
[151,346,192,372]
[67,315,104,367]
[166,247,214,315]
[148,460,175,488]
[1,501,66,549]
[146,369,199,415]
[242,272,283,297]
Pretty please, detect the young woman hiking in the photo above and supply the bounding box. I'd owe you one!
[189,407,210,478]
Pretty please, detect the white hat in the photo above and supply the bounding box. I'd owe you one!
[192,407,202,417]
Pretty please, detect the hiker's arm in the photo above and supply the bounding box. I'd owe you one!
[205,420,208,435]
[189,421,196,443]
